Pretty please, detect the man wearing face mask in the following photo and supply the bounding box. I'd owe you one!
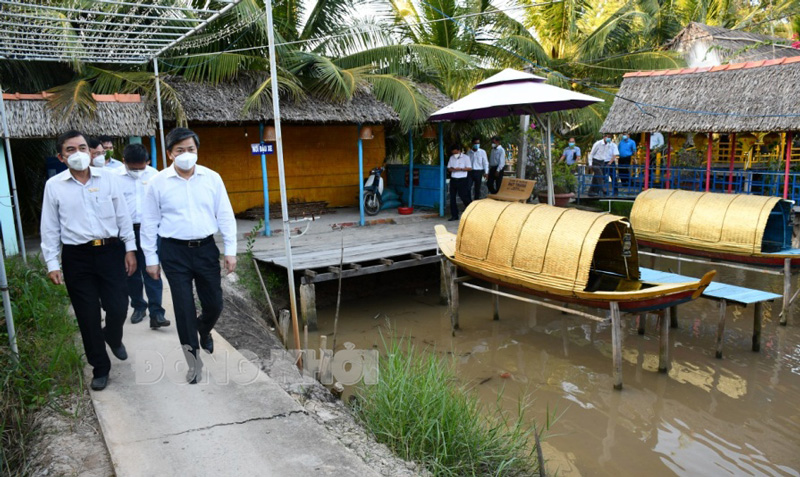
[559,138,581,166]
[588,133,619,196]
[40,130,137,391]
[488,136,506,194]
[467,137,489,200]
[141,128,237,384]
[88,137,107,168]
[98,135,124,169]
[617,133,637,192]
[116,144,169,329]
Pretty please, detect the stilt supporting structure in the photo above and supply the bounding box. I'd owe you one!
[715,299,727,359]
[610,302,623,390]
[658,308,670,373]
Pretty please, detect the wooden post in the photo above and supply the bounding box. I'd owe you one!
[665,132,672,189]
[706,132,713,192]
[658,308,669,373]
[728,132,736,193]
[299,282,318,331]
[644,132,651,190]
[448,263,460,333]
[492,284,500,320]
[318,334,327,381]
[439,260,449,305]
[781,258,791,326]
[637,314,645,335]
[784,132,793,200]
[715,299,727,359]
[279,309,291,347]
[752,302,762,352]
[610,302,623,390]
[669,305,678,329]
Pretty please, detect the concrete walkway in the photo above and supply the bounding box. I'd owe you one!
[89,279,380,477]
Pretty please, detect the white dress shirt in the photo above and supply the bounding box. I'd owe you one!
[467,148,489,174]
[490,145,506,170]
[588,139,619,166]
[115,165,158,224]
[40,167,136,273]
[141,164,237,266]
[447,153,471,179]
[105,158,124,169]
[650,132,665,150]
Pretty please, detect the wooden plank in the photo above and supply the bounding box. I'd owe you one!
[411,253,423,260]
[304,269,317,278]
[348,263,362,270]
[305,255,442,283]
[328,266,341,274]
[380,258,394,266]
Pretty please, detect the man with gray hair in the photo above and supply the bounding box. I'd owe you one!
[141,127,237,384]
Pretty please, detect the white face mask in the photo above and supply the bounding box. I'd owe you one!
[67,151,91,171]
[127,169,144,180]
[173,152,198,171]
[491,143,498,149]
[91,156,106,168]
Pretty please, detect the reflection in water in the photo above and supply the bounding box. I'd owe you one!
[310,258,800,476]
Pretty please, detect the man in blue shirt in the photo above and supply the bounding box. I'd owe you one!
[559,138,581,166]
[617,133,637,192]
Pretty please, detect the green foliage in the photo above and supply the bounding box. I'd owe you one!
[1,255,82,476]
[354,336,545,476]
[551,160,578,193]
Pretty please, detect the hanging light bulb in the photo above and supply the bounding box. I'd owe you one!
[264,125,277,141]
[244,127,248,138]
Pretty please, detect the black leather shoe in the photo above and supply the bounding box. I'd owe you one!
[110,344,127,361]
[186,359,202,384]
[200,332,214,354]
[150,313,171,329]
[130,309,146,324]
[91,375,108,391]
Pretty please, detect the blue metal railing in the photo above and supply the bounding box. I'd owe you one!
[576,165,800,202]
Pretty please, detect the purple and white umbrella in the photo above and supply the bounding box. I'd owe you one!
[429,69,603,204]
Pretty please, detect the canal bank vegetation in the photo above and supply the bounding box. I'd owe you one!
[0,255,83,476]
[354,337,547,476]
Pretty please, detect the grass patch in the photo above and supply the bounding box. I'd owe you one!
[580,199,634,217]
[237,219,287,314]
[1,255,83,476]
[354,337,546,476]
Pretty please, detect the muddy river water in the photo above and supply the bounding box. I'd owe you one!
[309,257,800,476]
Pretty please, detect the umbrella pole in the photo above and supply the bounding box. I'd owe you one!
[519,115,529,179]
[546,115,554,205]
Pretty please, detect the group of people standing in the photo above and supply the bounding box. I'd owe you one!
[446,136,507,220]
[40,127,237,390]
[582,132,663,196]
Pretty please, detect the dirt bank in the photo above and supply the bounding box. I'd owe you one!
[216,274,429,477]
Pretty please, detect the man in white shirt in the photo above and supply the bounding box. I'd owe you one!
[650,131,665,151]
[40,130,137,391]
[447,145,472,221]
[488,136,506,194]
[467,137,489,200]
[588,134,619,196]
[116,144,169,329]
[88,137,107,168]
[99,135,124,169]
[141,128,237,384]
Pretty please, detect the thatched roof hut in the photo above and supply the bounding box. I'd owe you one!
[600,56,800,134]
[161,74,409,125]
[667,22,799,67]
[1,93,155,138]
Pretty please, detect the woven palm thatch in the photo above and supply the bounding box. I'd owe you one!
[600,57,800,134]
[667,22,799,66]
[454,199,639,295]
[630,189,786,255]
[2,99,155,138]
[162,74,401,124]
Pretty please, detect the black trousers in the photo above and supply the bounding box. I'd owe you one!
[159,238,222,355]
[450,177,471,218]
[487,166,504,194]
[62,241,128,378]
[127,227,165,316]
[469,170,484,200]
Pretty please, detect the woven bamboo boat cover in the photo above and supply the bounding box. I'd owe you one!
[630,189,782,255]
[455,200,639,294]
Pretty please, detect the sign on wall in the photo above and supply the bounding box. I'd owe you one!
[251,143,274,155]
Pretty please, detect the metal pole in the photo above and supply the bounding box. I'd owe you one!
[149,136,157,168]
[358,124,365,226]
[264,0,302,364]
[438,123,444,217]
[705,132,713,192]
[728,133,737,193]
[644,132,651,190]
[408,131,414,208]
[519,115,529,179]
[153,58,167,169]
[0,244,18,362]
[259,123,271,236]
[546,114,554,205]
[784,132,793,200]
[0,86,26,261]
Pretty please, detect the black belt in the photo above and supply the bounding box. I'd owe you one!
[133,223,141,230]
[70,237,119,248]
[162,235,214,248]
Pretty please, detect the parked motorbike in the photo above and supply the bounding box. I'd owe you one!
[363,166,384,216]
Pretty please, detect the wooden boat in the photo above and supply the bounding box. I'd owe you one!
[630,189,800,267]
[435,199,714,312]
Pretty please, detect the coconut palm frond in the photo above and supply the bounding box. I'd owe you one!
[46,79,96,117]
[577,6,646,60]
[242,72,305,116]
[156,78,189,127]
[575,51,685,83]
[300,0,356,41]
[176,52,266,84]
[311,17,396,58]
[365,74,433,131]
[296,52,369,101]
[489,34,551,69]
[87,67,152,95]
[334,44,474,76]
